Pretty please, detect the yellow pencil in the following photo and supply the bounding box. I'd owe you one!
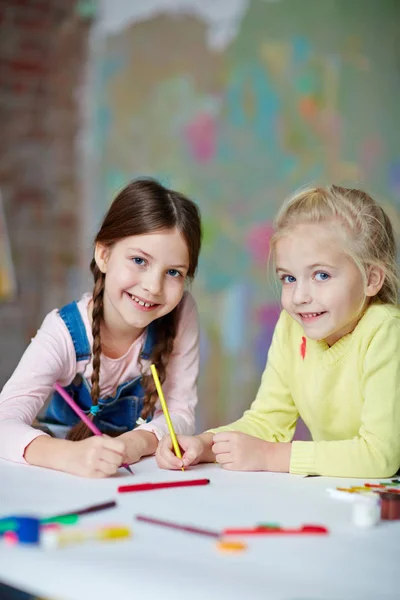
[150,364,184,471]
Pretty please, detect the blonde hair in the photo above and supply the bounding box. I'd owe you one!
[270,185,399,305]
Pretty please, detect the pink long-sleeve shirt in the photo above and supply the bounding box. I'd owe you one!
[0,291,199,463]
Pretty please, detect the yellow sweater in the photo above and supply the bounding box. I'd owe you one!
[213,303,400,478]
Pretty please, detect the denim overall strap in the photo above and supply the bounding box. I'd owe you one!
[58,302,91,361]
[43,307,157,433]
[60,301,154,362]
[141,321,156,360]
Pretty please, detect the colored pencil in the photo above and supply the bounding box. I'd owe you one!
[365,483,400,489]
[118,478,210,493]
[364,483,387,489]
[54,382,133,474]
[48,500,117,519]
[150,364,184,470]
[41,514,79,526]
[223,525,328,536]
[136,514,220,538]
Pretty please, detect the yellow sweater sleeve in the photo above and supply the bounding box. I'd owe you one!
[210,312,299,441]
[290,317,400,477]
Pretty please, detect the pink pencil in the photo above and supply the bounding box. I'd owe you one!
[136,515,220,538]
[54,382,133,475]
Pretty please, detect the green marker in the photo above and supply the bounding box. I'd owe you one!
[379,481,400,487]
[257,522,281,530]
[41,514,79,526]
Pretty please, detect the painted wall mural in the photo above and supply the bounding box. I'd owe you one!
[91,0,400,432]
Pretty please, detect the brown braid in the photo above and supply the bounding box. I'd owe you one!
[139,306,180,420]
[66,260,105,441]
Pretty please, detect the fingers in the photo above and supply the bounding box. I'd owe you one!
[96,447,123,468]
[158,451,183,470]
[96,437,126,475]
[214,451,231,465]
[100,435,125,456]
[156,435,183,470]
[212,432,234,443]
[212,432,261,471]
[97,458,121,476]
[212,435,233,466]
[156,435,204,469]
[182,448,199,467]
[82,456,119,478]
[84,436,125,477]
[88,465,118,478]
[212,441,230,455]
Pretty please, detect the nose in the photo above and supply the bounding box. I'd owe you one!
[142,269,163,296]
[292,280,312,305]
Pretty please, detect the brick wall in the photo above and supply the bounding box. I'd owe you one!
[0,1,92,386]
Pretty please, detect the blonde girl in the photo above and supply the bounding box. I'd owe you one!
[158,185,400,478]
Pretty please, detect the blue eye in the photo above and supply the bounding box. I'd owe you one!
[167,269,181,278]
[315,271,330,281]
[133,257,146,266]
[281,275,296,284]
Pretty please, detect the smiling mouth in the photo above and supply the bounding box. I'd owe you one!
[298,312,326,319]
[126,293,159,309]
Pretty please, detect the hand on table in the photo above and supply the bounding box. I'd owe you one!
[212,431,291,472]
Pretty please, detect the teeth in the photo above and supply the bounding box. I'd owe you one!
[129,294,155,308]
[303,312,321,317]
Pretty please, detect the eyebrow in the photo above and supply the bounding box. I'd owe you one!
[276,263,337,273]
[127,248,189,270]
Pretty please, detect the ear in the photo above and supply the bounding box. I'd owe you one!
[365,265,385,298]
[94,243,110,274]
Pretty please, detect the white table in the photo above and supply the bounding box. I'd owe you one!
[0,458,398,600]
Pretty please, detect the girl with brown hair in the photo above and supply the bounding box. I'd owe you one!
[0,178,202,477]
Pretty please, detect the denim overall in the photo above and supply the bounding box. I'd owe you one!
[44,301,155,435]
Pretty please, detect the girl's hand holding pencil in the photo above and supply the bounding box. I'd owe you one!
[156,433,215,470]
[63,435,127,479]
[150,365,215,471]
[54,382,132,477]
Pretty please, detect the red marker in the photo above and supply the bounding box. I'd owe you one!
[118,478,210,493]
[363,483,400,494]
[364,483,387,489]
[223,525,328,536]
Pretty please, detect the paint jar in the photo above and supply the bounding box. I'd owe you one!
[379,492,400,520]
[352,496,381,528]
